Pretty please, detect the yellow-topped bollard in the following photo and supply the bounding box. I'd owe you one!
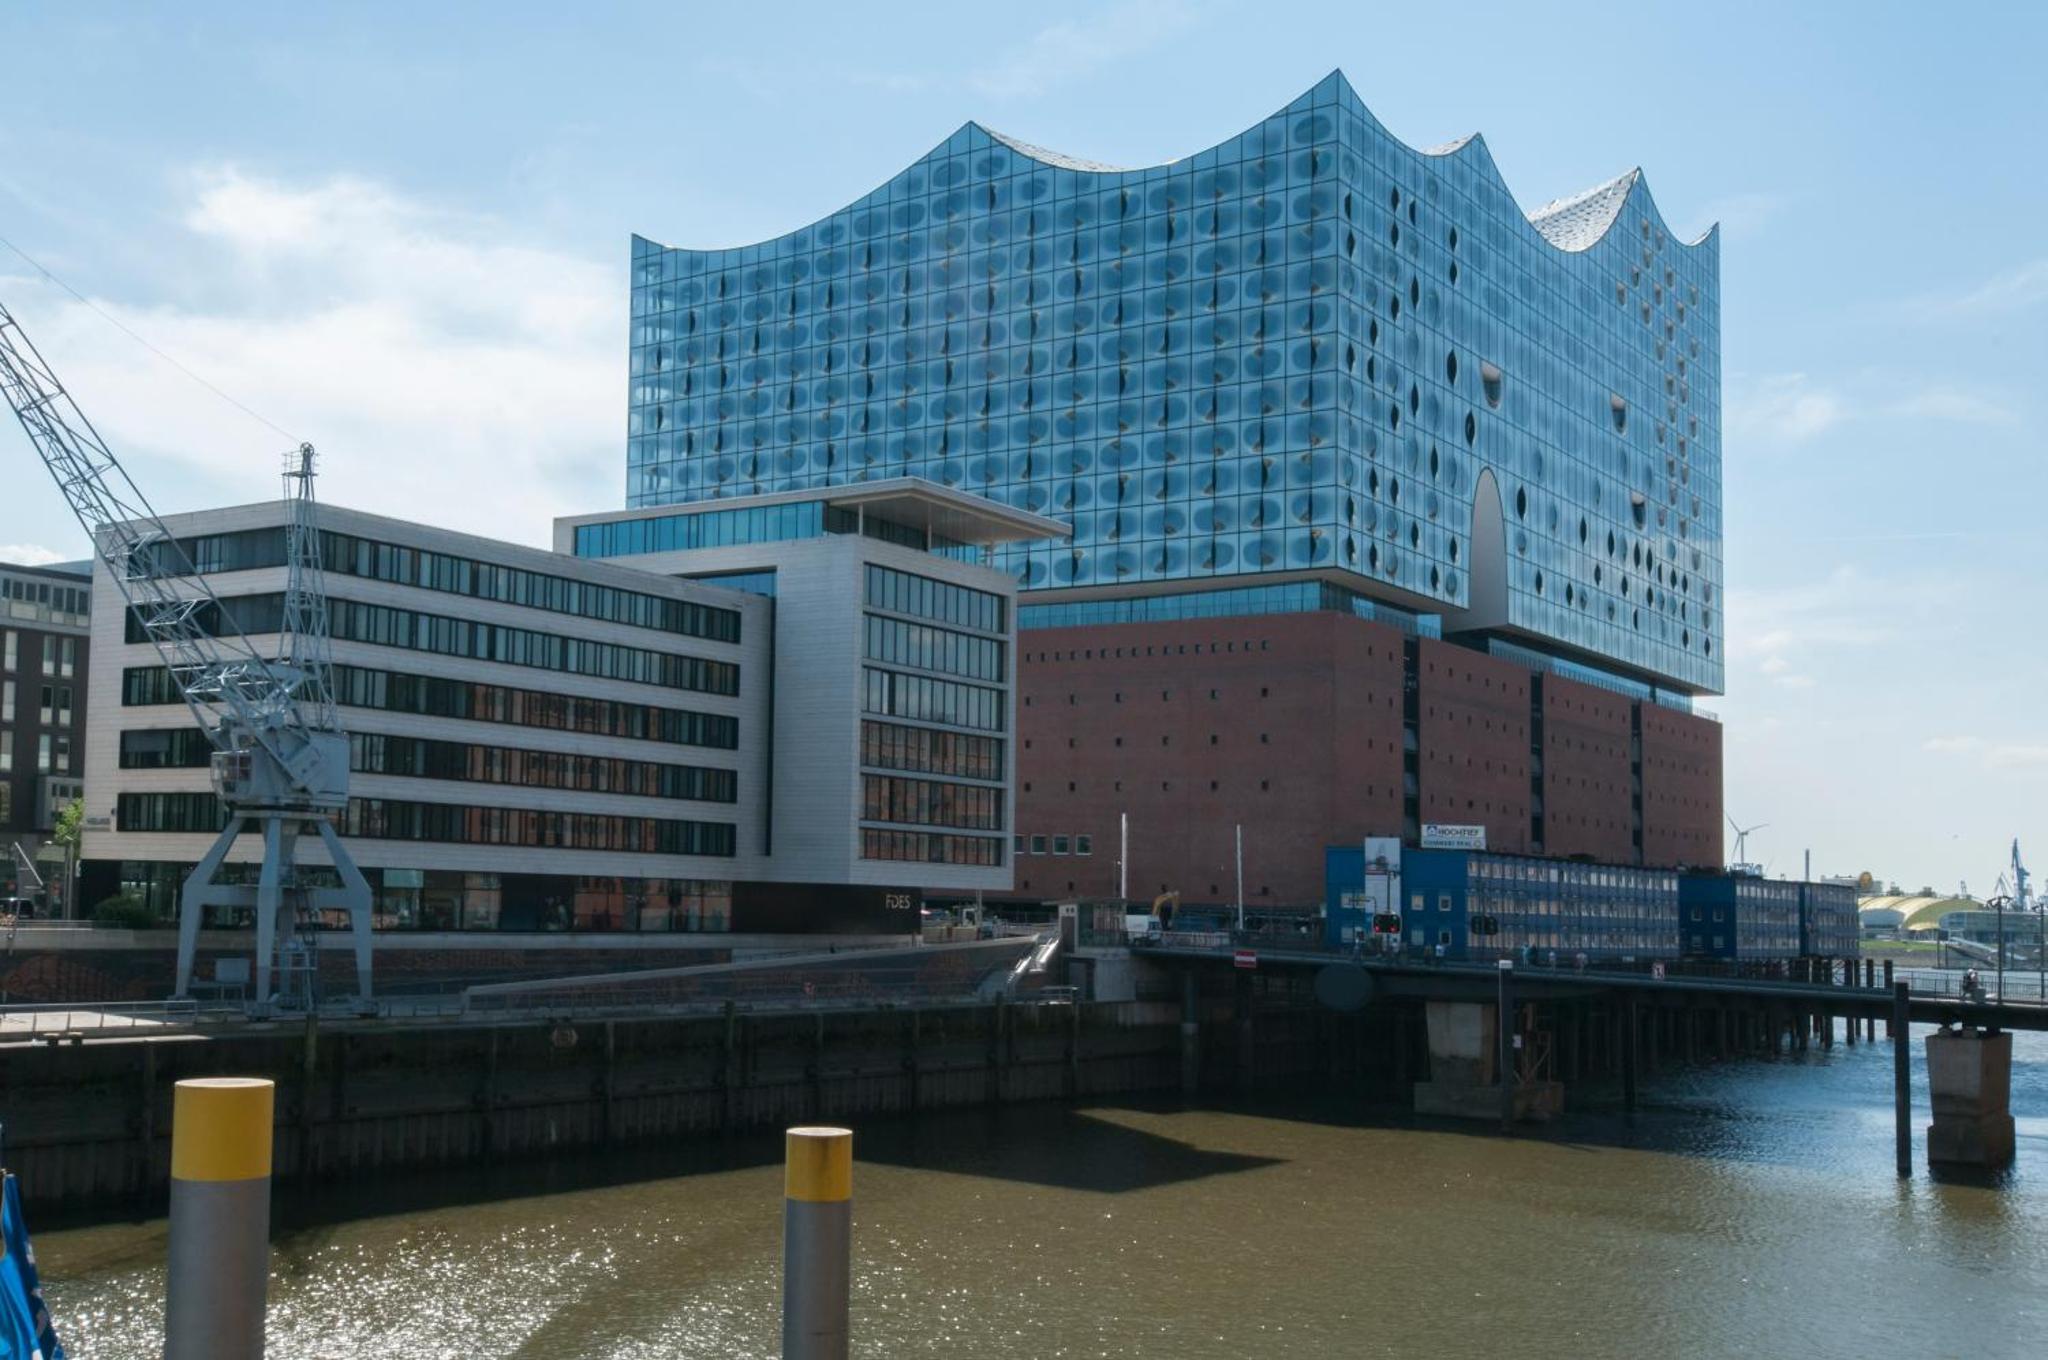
[166,1078,274,1360]
[782,1126,852,1360]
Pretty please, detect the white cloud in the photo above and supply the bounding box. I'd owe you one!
[1921,736,2048,771]
[1,166,618,551]
[0,543,65,566]
[1882,383,2015,426]
[1729,566,1902,663]
[1945,259,2048,315]
[1725,372,1845,445]
[967,0,1202,100]
[1727,371,2019,448]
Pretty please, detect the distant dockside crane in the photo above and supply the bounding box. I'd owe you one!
[0,299,372,1012]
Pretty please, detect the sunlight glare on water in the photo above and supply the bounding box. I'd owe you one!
[36,1025,2048,1358]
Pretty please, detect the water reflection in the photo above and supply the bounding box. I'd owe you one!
[35,1025,2048,1358]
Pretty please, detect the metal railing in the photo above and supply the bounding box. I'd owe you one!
[1892,967,2048,1003]
[0,999,240,1039]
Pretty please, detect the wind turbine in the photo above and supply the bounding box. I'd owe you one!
[1728,815,1769,871]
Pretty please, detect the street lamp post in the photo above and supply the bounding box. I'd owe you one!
[1993,894,2008,1002]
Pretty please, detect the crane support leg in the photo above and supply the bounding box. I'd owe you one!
[175,816,245,998]
[253,819,285,1008]
[314,819,374,1012]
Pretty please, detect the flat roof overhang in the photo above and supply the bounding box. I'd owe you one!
[555,477,1069,548]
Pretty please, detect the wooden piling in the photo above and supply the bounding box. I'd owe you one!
[1622,1000,1638,1113]
[1892,981,1911,1177]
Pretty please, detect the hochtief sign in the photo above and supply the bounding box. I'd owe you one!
[1420,823,1487,851]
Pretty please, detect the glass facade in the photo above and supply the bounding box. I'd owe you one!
[119,791,737,857]
[572,501,975,561]
[105,860,735,933]
[129,594,741,696]
[625,72,1720,693]
[856,565,1009,865]
[117,728,739,803]
[134,525,740,641]
[1018,578,1438,634]
[124,662,741,749]
[1462,853,1681,960]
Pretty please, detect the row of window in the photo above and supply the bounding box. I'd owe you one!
[117,727,739,803]
[351,735,739,803]
[863,613,1006,682]
[859,774,1004,831]
[124,663,740,750]
[858,720,1003,780]
[571,501,975,562]
[0,576,88,627]
[863,564,1005,634]
[6,682,74,728]
[1016,833,1094,856]
[1016,580,1436,634]
[0,632,77,678]
[129,595,742,697]
[573,501,826,558]
[861,666,1004,732]
[0,730,70,775]
[136,526,742,643]
[117,792,738,857]
[860,828,1004,866]
[111,861,737,934]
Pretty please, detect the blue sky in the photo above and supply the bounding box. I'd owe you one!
[0,0,2041,894]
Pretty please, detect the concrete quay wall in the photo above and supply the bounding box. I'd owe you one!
[3,999,1256,1219]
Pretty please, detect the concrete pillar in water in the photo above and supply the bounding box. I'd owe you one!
[783,1126,853,1360]
[165,1077,274,1360]
[1925,1028,2016,1170]
[1415,1000,1561,1122]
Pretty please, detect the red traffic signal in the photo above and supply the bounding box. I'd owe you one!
[1371,913,1401,935]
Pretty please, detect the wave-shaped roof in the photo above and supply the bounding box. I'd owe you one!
[1527,169,1644,251]
[980,126,1132,174]
[957,72,1710,257]
[647,70,1712,262]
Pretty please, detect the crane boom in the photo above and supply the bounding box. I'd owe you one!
[0,298,372,1011]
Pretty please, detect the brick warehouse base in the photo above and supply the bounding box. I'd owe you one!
[1005,612,1723,909]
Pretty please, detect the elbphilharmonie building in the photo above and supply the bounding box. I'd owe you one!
[595,72,1725,905]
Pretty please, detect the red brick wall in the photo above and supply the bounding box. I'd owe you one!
[1007,613,1725,904]
[1008,612,1405,908]
[1539,675,1637,862]
[1640,705,1724,868]
[1413,638,1532,854]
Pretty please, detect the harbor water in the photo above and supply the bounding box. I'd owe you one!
[35,1024,2048,1358]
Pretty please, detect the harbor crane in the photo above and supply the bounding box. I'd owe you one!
[0,299,372,1012]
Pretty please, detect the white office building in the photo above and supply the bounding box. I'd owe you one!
[84,483,1056,936]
